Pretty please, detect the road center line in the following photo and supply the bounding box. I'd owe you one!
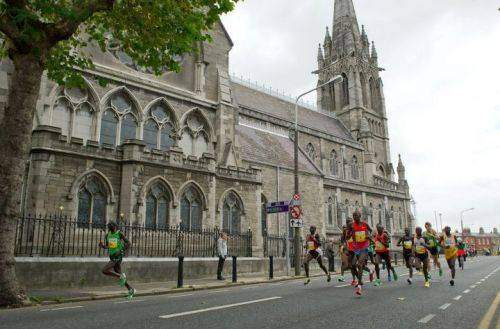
[159,296,282,319]
[470,285,477,289]
[478,292,500,329]
[417,314,435,324]
[439,303,451,310]
[453,295,462,301]
[475,282,481,285]
[464,289,471,294]
[40,305,84,312]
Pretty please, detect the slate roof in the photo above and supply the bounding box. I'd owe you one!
[236,124,318,173]
[231,82,354,141]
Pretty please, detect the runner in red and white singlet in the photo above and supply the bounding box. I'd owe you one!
[303,226,331,285]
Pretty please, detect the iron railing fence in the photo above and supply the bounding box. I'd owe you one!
[263,233,303,267]
[15,214,252,258]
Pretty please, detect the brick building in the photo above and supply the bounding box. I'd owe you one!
[2,0,414,255]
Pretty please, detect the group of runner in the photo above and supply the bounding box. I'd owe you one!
[303,211,464,295]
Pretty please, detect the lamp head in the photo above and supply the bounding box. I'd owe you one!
[327,75,343,84]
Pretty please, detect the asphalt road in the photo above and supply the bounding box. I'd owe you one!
[0,256,498,329]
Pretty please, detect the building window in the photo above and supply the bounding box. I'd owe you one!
[180,110,210,157]
[306,143,316,161]
[180,185,203,231]
[145,182,170,230]
[351,156,359,180]
[327,197,335,226]
[341,73,349,107]
[330,150,338,176]
[100,91,139,146]
[77,176,107,228]
[377,164,385,178]
[144,101,175,151]
[222,192,243,235]
[261,195,268,236]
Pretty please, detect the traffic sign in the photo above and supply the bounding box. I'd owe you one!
[266,201,290,214]
[290,205,302,219]
[293,194,301,201]
[290,218,303,228]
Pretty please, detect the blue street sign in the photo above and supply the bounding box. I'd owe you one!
[266,201,290,214]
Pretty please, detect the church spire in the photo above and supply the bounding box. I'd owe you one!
[371,41,378,66]
[317,43,324,68]
[323,26,332,60]
[332,0,361,57]
[361,25,370,59]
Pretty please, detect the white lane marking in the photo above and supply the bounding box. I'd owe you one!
[418,314,436,324]
[464,289,471,294]
[271,282,284,286]
[114,299,145,304]
[170,293,194,298]
[159,296,282,319]
[204,289,230,294]
[476,281,481,285]
[242,285,261,290]
[335,284,351,288]
[439,303,451,310]
[481,279,486,281]
[470,285,477,289]
[453,295,462,301]
[40,305,84,312]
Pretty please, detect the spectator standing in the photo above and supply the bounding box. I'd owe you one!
[217,232,228,280]
[325,239,336,272]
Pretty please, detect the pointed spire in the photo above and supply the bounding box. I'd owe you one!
[397,154,406,181]
[317,43,324,68]
[323,26,332,59]
[323,26,332,46]
[332,0,361,57]
[371,41,378,59]
[361,25,370,59]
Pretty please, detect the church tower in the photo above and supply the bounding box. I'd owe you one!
[315,0,394,181]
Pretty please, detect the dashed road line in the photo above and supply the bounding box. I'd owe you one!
[453,295,462,301]
[417,314,435,324]
[470,285,477,289]
[464,289,471,294]
[40,305,84,312]
[439,303,451,310]
[159,296,282,319]
[335,284,351,288]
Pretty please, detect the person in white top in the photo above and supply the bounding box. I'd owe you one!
[217,232,228,280]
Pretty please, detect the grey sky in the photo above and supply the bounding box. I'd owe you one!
[221,0,500,233]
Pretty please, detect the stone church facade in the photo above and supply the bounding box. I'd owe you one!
[1,0,413,255]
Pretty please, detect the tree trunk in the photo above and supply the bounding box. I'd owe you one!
[0,54,43,307]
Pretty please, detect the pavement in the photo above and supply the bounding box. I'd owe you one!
[0,256,498,329]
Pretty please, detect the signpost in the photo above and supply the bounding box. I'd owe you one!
[289,194,303,228]
[265,201,290,214]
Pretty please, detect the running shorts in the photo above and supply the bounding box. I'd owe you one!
[353,248,369,256]
[109,252,123,264]
[428,247,439,256]
[308,250,320,259]
[444,247,458,260]
[415,252,428,262]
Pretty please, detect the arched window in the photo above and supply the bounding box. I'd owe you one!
[327,197,335,226]
[180,185,203,231]
[77,176,107,228]
[341,73,349,107]
[305,143,316,161]
[261,195,268,236]
[180,110,210,157]
[145,182,171,230]
[222,192,243,235]
[337,202,344,228]
[51,85,97,141]
[369,77,378,112]
[329,82,337,112]
[360,72,368,107]
[330,150,338,176]
[144,101,175,151]
[100,91,139,146]
[351,156,359,180]
[377,164,385,177]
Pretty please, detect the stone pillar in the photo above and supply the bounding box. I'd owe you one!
[120,139,145,225]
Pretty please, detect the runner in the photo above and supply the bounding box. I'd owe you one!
[348,211,372,295]
[339,221,357,284]
[373,224,397,286]
[457,237,466,270]
[414,226,431,288]
[397,227,414,284]
[439,226,458,286]
[99,221,135,299]
[424,222,443,277]
[303,225,331,285]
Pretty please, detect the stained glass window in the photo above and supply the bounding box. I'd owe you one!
[100,110,118,146]
[120,114,137,143]
[180,186,203,231]
[77,176,107,228]
[222,192,242,235]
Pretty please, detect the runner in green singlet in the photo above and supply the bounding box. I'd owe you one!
[99,221,135,299]
[424,222,443,277]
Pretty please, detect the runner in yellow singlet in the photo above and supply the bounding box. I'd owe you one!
[439,226,458,286]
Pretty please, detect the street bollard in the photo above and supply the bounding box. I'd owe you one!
[269,256,274,280]
[232,256,237,283]
[177,256,184,288]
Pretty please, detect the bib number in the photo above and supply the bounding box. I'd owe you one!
[354,231,366,243]
[108,238,118,249]
[307,241,316,251]
[403,241,412,249]
[444,238,452,248]
[375,241,385,251]
[416,245,426,254]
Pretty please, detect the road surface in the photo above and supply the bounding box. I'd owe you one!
[0,256,498,329]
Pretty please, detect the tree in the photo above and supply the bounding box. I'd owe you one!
[0,0,238,307]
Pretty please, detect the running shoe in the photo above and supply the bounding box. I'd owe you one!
[450,280,454,286]
[439,268,443,277]
[304,278,311,285]
[424,281,430,288]
[338,276,345,282]
[127,288,135,300]
[374,279,381,287]
[428,274,432,280]
[369,271,374,282]
[327,274,331,282]
[407,278,412,285]
[388,275,392,282]
[119,273,127,287]
[393,272,398,281]
[355,285,362,296]
[351,280,358,286]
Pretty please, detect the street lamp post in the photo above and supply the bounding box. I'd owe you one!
[293,75,343,276]
[439,213,442,231]
[460,207,475,236]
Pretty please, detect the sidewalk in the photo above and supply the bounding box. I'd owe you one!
[27,269,331,305]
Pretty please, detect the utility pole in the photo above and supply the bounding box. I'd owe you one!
[439,213,442,231]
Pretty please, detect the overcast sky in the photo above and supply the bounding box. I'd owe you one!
[221,0,500,233]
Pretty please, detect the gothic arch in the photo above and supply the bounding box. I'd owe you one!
[143,97,180,130]
[178,180,208,210]
[48,76,100,112]
[179,107,215,142]
[138,176,177,206]
[216,188,246,215]
[68,169,116,204]
[100,85,143,121]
